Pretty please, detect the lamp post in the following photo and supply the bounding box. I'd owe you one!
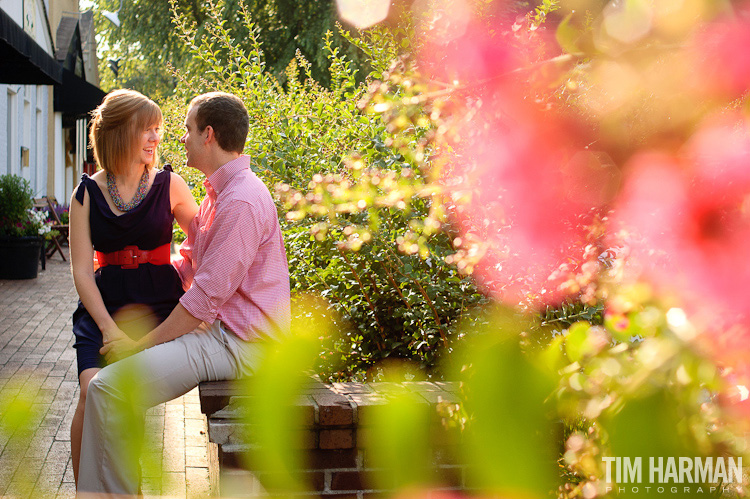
[108,58,120,79]
[102,0,122,27]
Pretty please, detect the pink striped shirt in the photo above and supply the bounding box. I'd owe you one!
[173,155,290,341]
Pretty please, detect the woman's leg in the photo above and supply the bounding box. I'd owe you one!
[71,367,100,486]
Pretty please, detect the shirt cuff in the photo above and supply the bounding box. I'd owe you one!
[171,255,191,291]
[179,283,218,324]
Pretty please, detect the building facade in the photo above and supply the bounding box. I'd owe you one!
[0,0,104,204]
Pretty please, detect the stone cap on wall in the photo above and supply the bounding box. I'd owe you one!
[199,378,462,451]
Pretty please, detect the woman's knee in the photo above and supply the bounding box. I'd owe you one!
[77,368,102,406]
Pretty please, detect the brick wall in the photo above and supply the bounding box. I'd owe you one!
[199,379,465,497]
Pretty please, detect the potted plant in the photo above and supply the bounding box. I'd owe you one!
[0,174,52,279]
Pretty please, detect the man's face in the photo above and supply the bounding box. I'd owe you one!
[180,105,203,170]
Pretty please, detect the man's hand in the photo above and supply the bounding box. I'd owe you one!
[100,335,141,363]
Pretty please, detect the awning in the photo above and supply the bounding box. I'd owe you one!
[54,68,107,124]
[0,8,62,85]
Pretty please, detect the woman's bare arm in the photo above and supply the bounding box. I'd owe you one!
[169,172,199,233]
[69,187,126,343]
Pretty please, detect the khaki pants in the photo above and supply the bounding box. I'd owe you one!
[77,321,260,495]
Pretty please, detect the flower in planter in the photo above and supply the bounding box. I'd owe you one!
[0,174,53,238]
[30,209,53,237]
[54,204,69,225]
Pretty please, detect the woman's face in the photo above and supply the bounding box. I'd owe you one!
[134,122,162,167]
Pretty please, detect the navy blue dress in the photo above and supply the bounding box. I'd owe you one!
[71,169,184,375]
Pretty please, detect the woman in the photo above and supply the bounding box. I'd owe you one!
[68,89,198,485]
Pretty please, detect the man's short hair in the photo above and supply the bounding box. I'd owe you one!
[189,92,249,154]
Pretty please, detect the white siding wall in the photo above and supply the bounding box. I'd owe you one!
[67,118,87,200]
[0,0,22,24]
[35,86,45,196]
[22,88,31,182]
[0,83,50,196]
[2,85,20,176]
[53,113,65,202]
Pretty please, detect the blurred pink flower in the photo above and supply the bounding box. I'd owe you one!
[418,10,556,95]
[419,21,522,89]
[420,17,617,305]
[691,15,750,99]
[612,114,750,355]
[460,107,617,305]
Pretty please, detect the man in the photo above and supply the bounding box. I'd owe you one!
[78,92,290,494]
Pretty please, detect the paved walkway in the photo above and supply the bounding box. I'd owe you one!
[0,249,211,498]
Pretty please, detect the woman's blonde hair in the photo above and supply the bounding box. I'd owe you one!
[89,89,162,175]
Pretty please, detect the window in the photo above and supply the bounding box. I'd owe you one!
[36,108,43,193]
[35,86,45,195]
[6,88,17,175]
[23,96,31,180]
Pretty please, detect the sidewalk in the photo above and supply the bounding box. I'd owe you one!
[0,249,211,498]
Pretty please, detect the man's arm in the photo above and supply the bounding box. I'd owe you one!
[172,234,196,292]
[177,199,262,323]
[101,199,263,361]
[138,303,202,349]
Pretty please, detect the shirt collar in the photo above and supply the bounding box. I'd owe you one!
[204,155,251,198]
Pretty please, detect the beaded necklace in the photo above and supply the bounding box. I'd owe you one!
[107,168,149,212]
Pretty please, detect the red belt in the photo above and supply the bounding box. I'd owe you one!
[95,243,171,270]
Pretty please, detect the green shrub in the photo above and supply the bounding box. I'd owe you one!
[158,5,487,380]
[0,174,51,238]
[0,174,34,232]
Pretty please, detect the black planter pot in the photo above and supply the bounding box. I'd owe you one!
[0,236,42,279]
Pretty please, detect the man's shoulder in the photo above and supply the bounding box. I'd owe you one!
[221,169,274,207]
[228,169,269,193]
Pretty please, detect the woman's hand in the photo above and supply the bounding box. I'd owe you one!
[100,330,142,363]
[100,324,131,363]
[100,324,127,345]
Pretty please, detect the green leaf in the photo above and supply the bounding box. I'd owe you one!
[460,334,557,496]
[564,321,591,363]
[555,13,581,56]
[539,334,567,373]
